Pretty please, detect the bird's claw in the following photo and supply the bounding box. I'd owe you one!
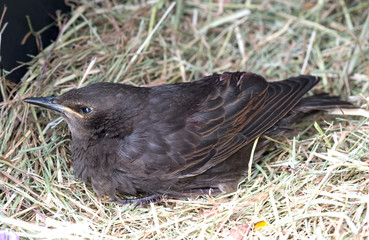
[116,195,162,209]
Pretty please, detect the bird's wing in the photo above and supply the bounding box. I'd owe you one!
[118,73,319,179]
[238,75,320,140]
[175,74,320,177]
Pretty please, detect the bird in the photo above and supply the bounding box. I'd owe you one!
[24,72,351,206]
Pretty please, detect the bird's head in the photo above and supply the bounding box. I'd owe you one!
[25,82,145,139]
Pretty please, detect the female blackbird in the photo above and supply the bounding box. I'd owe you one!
[25,72,351,206]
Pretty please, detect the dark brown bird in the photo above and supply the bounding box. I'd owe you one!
[25,72,351,206]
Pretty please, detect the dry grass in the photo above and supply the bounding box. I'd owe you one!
[1,0,369,239]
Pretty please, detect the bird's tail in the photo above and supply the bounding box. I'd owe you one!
[264,94,352,137]
[293,94,352,112]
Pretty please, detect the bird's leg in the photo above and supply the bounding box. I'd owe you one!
[117,195,162,209]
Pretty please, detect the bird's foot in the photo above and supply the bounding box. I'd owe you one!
[117,195,162,209]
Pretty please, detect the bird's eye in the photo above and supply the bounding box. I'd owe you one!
[81,107,92,114]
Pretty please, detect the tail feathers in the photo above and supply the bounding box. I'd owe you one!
[294,94,352,113]
[264,94,352,137]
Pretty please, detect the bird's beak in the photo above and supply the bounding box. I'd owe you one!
[24,97,67,115]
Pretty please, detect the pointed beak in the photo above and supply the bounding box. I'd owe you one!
[25,97,83,118]
[24,97,66,114]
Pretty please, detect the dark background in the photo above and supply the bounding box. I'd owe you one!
[0,0,70,101]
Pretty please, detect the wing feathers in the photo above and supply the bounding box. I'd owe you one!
[241,76,319,140]
[176,74,319,177]
[122,73,327,180]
